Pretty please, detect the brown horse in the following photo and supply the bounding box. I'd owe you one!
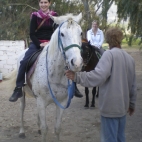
[80,39,100,108]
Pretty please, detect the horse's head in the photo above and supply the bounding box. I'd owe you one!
[81,40,93,66]
[50,13,83,72]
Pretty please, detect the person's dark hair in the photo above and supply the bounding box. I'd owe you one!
[38,0,51,2]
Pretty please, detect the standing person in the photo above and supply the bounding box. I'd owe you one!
[9,0,57,102]
[87,20,104,55]
[65,27,137,142]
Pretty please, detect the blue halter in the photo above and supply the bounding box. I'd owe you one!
[46,20,81,109]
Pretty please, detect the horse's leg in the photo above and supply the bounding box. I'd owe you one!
[19,91,26,138]
[37,113,41,135]
[37,98,47,142]
[84,87,89,108]
[54,105,64,142]
[96,87,99,98]
[74,82,83,98]
[90,87,96,108]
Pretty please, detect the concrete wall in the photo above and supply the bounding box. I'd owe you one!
[0,41,25,77]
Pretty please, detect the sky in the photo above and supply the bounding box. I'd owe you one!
[95,2,118,23]
[107,2,128,27]
[107,3,117,23]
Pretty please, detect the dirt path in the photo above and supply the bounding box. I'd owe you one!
[0,49,142,142]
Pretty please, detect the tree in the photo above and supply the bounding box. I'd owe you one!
[0,0,38,40]
[0,0,114,40]
[101,0,114,31]
[81,0,115,36]
[0,0,82,40]
[115,0,142,45]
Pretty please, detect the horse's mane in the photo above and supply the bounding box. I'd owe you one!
[47,28,59,58]
[82,38,88,43]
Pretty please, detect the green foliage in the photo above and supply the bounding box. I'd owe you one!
[0,0,83,40]
[115,0,142,45]
[0,0,38,40]
[122,37,142,47]
[0,0,102,40]
[101,0,113,31]
[2,0,133,42]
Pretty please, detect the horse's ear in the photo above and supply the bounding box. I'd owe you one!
[73,13,82,23]
[49,13,82,25]
[49,14,54,20]
[49,14,61,25]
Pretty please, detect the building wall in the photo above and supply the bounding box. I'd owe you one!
[0,41,25,77]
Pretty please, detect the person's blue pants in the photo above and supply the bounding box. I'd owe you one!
[16,43,40,87]
[101,115,126,142]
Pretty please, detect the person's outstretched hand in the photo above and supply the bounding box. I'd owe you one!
[127,107,135,116]
[65,70,75,81]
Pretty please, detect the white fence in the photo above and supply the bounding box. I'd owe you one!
[0,41,25,77]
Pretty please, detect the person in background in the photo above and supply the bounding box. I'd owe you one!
[87,20,104,55]
[9,0,57,102]
[65,27,137,142]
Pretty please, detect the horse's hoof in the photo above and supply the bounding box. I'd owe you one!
[90,104,95,108]
[19,133,26,139]
[38,130,41,135]
[84,105,89,109]
[90,107,95,110]
[90,105,95,109]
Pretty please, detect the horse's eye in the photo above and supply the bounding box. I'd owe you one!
[61,33,64,37]
[81,32,83,36]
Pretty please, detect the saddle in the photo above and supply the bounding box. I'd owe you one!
[26,49,42,89]
[26,49,42,73]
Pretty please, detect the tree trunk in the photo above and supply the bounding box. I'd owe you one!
[82,0,92,38]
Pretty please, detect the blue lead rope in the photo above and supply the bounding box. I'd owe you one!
[45,20,81,109]
[46,47,75,109]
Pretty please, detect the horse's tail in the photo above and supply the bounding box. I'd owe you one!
[1,69,17,94]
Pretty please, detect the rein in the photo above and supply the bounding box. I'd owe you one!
[95,51,101,59]
[84,49,101,66]
[46,20,81,109]
[81,41,93,66]
[83,52,93,66]
[46,47,75,109]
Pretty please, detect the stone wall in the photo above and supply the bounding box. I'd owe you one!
[0,41,25,77]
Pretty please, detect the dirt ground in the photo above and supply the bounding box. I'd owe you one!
[0,49,142,142]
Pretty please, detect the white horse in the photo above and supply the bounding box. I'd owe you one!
[11,13,83,142]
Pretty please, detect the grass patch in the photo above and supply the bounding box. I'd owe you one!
[122,37,142,45]
[122,44,141,49]
[102,43,109,50]
[102,43,142,50]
